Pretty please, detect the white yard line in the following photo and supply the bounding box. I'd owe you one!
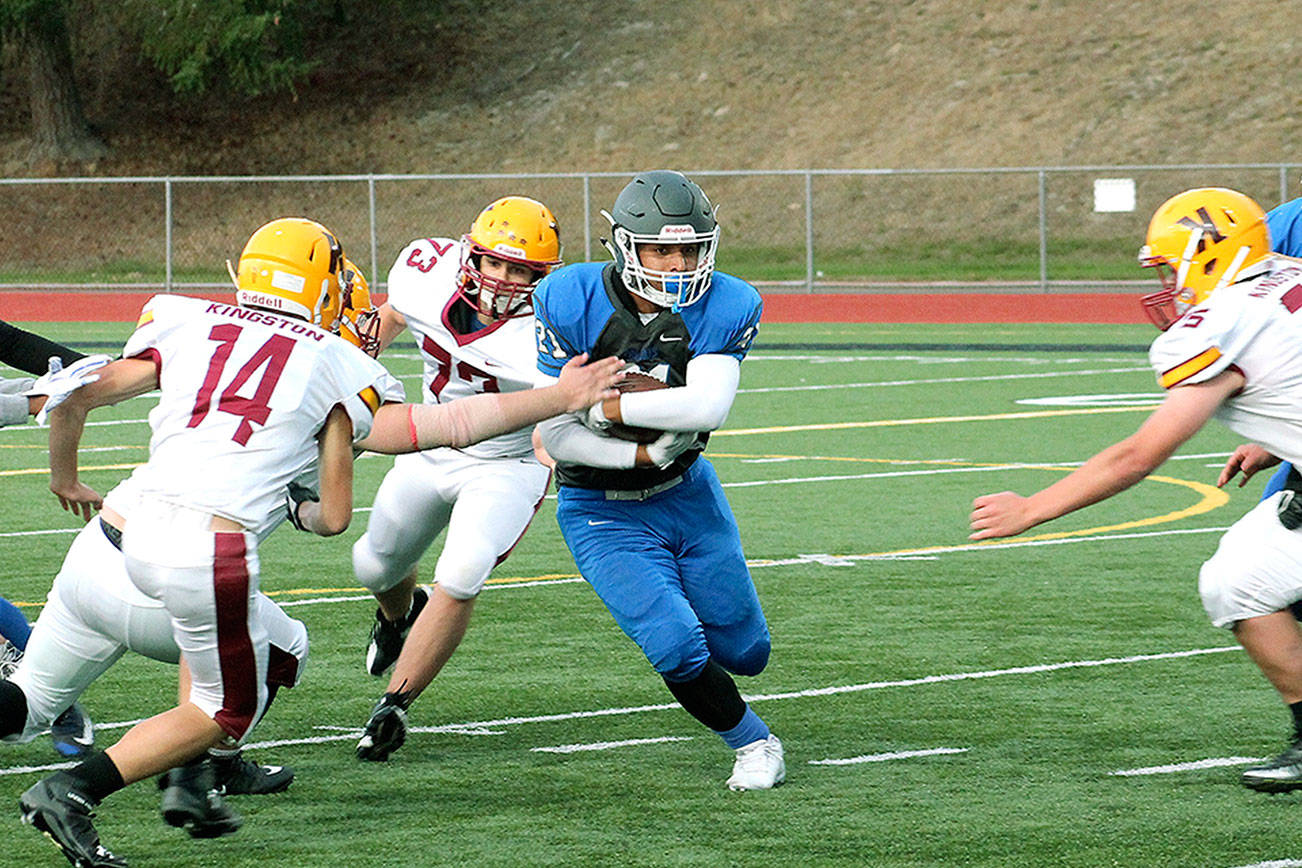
[1111,757,1263,776]
[0,645,1240,776]
[1228,861,1302,868]
[809,747,969,765]
[531,736,695,754]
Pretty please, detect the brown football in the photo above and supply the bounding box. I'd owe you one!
[607,372,668,443]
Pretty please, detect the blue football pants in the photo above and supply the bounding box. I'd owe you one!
[556,459,770,682]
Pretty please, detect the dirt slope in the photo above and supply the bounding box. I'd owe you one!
[2,1,1299,176]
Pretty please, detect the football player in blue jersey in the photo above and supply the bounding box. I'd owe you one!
[532,170,783,791]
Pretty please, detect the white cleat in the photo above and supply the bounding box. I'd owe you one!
[726,734,786,791]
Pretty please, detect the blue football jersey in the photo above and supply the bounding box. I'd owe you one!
[534,262,762,490]
[1269,197,1302,258]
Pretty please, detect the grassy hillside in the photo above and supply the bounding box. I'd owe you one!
[2,1,1299,177]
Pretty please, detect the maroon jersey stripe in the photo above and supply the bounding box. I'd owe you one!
[212,532,258,739]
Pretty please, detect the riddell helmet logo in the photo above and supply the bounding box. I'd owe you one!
[238,290,286,310]
[491,242,527,259]
[659,225,695,240]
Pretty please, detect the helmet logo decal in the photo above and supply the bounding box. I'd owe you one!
[659,225,696,241]
[1176,208,1227,252]
[270,270,306,293]
[490,242,528,259]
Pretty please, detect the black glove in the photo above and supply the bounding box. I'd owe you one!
[285,481,320,532]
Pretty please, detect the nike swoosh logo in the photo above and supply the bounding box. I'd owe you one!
[587,519,614,526]
[659,335,683,342]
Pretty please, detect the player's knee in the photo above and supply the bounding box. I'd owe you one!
[1198,556,1241,629]
[646,639,710,682]
[721,634,770,677]
[433,551,494,601]
[352,535,408,594]
[0,680,28,739]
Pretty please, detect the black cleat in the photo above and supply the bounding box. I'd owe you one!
[356,694,409,762]
[365,586,428,676]
[1242,740,1302,793]
[159,759,243,839]
[210,751,294,796]
[20,772,127,868]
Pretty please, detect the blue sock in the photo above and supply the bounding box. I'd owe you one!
[0,596,31,651]
[717,706,770,749]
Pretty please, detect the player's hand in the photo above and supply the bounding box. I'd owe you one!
[51,481,102,523]
[25,354,112,426]
[285,481,320,532]
[969,491,1033,540]
[1217,443,1280,488]
[644,430,698,469]
[555,353,624,412]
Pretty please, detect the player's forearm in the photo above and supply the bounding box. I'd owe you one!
[537,413,638,468]
[617,355,739,432]
[361,389,561,454]
[1024,437,1163,527]
[47,402,89,491]
[0,320,84,376]
[306,409,354,535]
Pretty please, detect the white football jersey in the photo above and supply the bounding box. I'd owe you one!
[387,237,540,458]
[1149,257,1302,465]
[122,295,403,528]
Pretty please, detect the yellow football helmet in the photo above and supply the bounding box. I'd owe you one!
[234,217,344,325]
[1139,187,1270,330]
[459,196,562,320]
[336,258,381,357]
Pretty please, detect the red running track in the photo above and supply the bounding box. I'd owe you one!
[2,292,1145,324]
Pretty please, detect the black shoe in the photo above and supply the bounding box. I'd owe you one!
[20,772,127,868]
[51,702,95,758]
[365,586,428,676]
[159,759,243,838]
[1242,740,1302,792]
[210,751,294,795]
[356,694,409,762]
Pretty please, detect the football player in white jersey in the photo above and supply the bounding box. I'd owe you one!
[969,187,1302,794]
[14,216,620,868]
[352,196,564,762]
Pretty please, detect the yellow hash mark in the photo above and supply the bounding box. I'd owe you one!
[0,462,143,478]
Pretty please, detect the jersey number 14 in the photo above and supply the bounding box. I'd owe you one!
[188,324,295,445]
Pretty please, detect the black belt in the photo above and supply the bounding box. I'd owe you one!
[99,517,123,551]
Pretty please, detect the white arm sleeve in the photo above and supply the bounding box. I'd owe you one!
[618,354,740,432]
[534,372,639,468]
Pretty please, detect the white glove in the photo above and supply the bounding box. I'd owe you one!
[26,354,112,426]
[645,430,698,469]
[583,399,614,432]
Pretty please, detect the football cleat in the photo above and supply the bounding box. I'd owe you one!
[0,638,21,680]
[356,693,409,762]
[50,702,95,758]
[210,751,294,796]
[1241,740,1302,793]
[726,735,786,792]
[159,759,243,839]
[365,585,428,676]
[20,772,127,868]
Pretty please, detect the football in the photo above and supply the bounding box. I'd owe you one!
[606,371,668,443]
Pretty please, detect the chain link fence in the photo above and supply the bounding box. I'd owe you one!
[1,165,1296,295]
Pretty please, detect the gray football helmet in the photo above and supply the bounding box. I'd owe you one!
[601,170,720,310]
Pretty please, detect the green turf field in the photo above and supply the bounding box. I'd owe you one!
[2,321,1293,867]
